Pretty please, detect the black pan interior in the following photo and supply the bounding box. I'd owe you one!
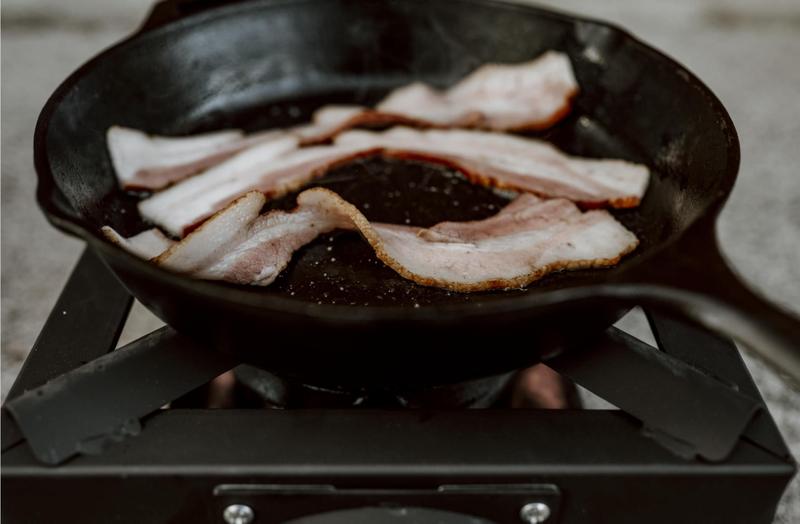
[43,0,738,308]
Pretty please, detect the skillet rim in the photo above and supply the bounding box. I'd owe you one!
[33,0,741,323]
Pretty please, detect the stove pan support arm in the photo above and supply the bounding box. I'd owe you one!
[4,248,133,402]
[2,248,132,452]
[544,316,764,462]
[646,312,793,460]
[4,327,238,465]
[1,247,237,465]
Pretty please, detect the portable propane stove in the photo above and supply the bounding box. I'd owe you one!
[1,249,795,523]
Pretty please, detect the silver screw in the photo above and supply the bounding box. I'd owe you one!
[519,502,551,523]
[223,504,255,524]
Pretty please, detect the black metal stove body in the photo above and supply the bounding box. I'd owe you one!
[1,249,795,524]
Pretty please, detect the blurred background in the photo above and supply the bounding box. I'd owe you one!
[2,0,799,521]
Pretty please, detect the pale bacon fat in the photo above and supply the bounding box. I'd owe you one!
[138,127,648,237]
[336,128,650,209]
[101,226,175,260]
[137,139,373,237]
[305,189,638,292]
[109,53,578,189]
[154,191,267,274]
[444,51,579,130]
[296,51,579,144]
[153,191,352,285]
[107,126,287,190]
[143,188,638,291]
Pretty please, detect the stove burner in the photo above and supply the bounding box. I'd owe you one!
[1,249,795,524]
[232,366,517,409]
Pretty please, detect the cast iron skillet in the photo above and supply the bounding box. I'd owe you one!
[35,0,800,388]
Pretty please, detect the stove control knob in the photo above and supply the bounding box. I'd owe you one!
[223,504,255,524]
[519,502,551,523]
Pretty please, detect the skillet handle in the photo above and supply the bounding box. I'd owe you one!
[139,0,237,31]
[624,220,800,386]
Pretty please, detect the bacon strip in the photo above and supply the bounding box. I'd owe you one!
[101,226,175,260]
[337,128,649,208]
[110,53,578,190]
[138,140,375,237]
[153,191,352,285]
[143,188,637,291]
[107,126,288,190]
[295,51,579,144]
[138,127,648,237]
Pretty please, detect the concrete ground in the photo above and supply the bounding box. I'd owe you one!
[2,0,798,521]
